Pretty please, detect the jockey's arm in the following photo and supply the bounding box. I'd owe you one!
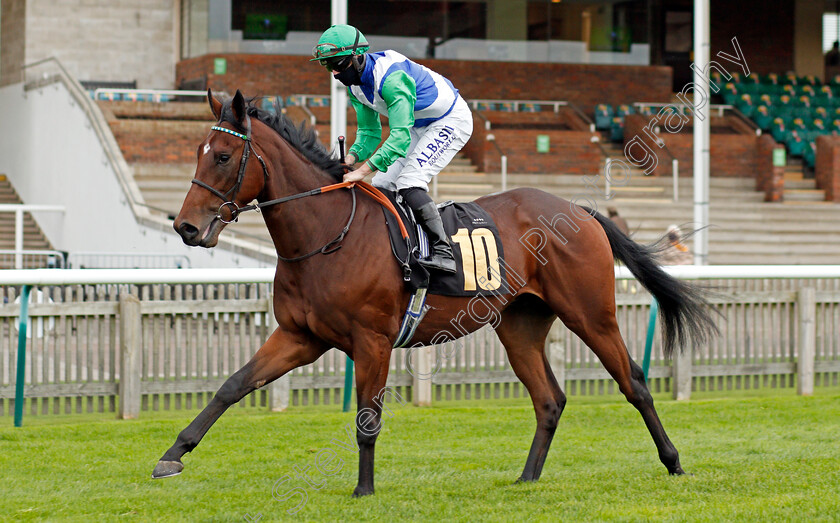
[347,96,381,166]
[348,72,416,172]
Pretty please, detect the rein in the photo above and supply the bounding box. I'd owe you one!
[192,119,409,262]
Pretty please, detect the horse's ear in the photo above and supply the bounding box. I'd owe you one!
[208,88,222,120]
[231,89,246,123]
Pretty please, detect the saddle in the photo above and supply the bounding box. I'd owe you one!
[377,189,512,297]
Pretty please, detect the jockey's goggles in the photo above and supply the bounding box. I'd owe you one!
[318,55,353,72]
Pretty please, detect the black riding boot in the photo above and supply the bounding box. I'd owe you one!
[401,187,456,273]
[413,201,457,273]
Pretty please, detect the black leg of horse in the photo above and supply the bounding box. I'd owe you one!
[349,334,392,497]
[152,328,326,478]
[562,313,684,476]
[627,358,684,475]
[495,298,562,483]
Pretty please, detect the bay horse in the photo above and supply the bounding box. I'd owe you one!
[154,89,717,496]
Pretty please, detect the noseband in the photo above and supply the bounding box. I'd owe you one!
[191,115,269,224]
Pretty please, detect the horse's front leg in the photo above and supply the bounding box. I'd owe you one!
[351,333,393,497]
[152,327,327,478]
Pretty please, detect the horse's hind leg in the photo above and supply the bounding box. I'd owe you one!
[550,291,684,475]
[152,328,327,478]
[495,295,565,483]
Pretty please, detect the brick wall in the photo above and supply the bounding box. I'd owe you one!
[176,54,673,114]
[815,136,840,202]
[484,130,601,174]
[623,114,759,178]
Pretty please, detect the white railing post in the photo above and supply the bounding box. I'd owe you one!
[797,287,816,396]
[412,347,433,407]
[605,159,612,200]
[546,322,566,391]
[267,292,290,411]
[501,155,508,192]
[672,159,679,202]
[15,209,23,269]
[118,293,142,419]
[672,347,692,400]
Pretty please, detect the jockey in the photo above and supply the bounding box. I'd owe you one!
[312,24,474,274]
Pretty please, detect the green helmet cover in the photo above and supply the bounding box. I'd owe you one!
[311,24,369,62]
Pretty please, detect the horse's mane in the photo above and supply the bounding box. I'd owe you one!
[219,97,346,181]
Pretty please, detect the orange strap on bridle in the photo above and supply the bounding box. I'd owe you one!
[321,180,410,239]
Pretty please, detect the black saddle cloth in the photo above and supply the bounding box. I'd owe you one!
[378,190,511,297]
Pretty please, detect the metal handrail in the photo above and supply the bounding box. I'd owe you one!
[632,102,761,136]
[91,88,211,101]
[0,250,66,269]
[485,134,508,192]
[0,205,66,269]
[469,98,595,132]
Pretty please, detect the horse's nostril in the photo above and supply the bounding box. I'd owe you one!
[179,222,200,240]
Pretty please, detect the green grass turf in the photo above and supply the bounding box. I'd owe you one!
[1,389,839,522]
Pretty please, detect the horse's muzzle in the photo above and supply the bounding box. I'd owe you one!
[175,221,202,246]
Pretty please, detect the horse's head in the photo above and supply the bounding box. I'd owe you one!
[173,89,268,247]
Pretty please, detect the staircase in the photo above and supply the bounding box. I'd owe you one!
[111,102,840,265]
[435,165,840,265]
[0,174,56,268]
[783,157,826,203]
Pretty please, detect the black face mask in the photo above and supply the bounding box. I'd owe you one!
[335,65,361,86]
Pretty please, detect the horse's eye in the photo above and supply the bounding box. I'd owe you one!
[218,154,231,164]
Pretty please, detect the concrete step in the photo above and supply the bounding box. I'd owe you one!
[782,189,826,202]
[784,179,817,190]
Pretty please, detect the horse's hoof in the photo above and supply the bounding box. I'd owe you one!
[352,486,374,497]
[152,460,184,479]
[515,477,537,484]
[669,468,687,476]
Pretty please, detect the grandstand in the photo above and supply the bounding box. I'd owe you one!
[1,0,839,267]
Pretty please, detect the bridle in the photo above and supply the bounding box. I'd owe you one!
[190,114,357,262]
[191,114,269,223]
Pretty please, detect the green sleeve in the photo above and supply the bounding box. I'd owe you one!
[366,71,416,172]
[348,94,382,163]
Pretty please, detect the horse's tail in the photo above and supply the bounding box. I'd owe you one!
[588,209,719,357]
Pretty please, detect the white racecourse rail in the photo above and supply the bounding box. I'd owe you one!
[2,265,840,286]
[1,266,839,418]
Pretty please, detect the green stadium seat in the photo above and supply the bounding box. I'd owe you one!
[753,105,773,130]
[722,83,739,105]
[615,104,635,118]
[736,94,755,117]
[521,103,541,112]
[771,117,788,142]
[594,104,614,129]
[813,107,829,121]
[801,75,819,86]
[764,73,780,85]
[790,117,808,131]
[499,102,516,112]
[786,130,806,156]
[609,117,624,142]
[808,120,827,135]
[813,95,832,108]
[803,141,816,168]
